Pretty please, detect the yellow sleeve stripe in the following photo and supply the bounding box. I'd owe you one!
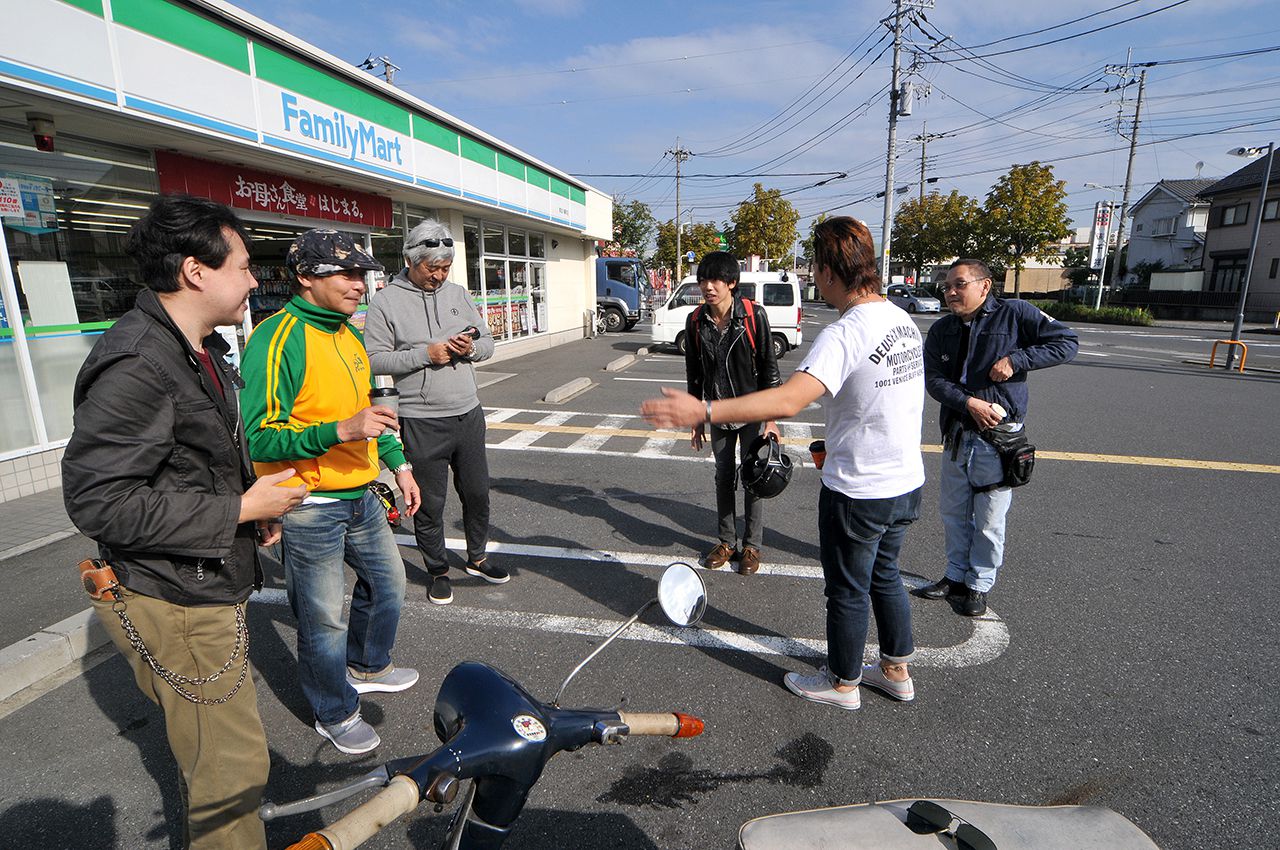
[262,314,298,427]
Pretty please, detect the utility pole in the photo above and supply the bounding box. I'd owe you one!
[1103,64,1146,297]
[879,0,906,287]
[879,1,933,288]
[918,120,929,203]
[668,140,692,282]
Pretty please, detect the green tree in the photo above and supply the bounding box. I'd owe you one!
[728,183,800,266]
[891,190,982,282]
[799,213,828,266]
[655,219,723,276]
[1062,246,1092,288]
[609,196,657,259]
[981,162,1071,298]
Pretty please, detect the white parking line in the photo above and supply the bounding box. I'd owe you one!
[312,537,1013,669]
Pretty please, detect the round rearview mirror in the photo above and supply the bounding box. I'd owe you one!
[657,562,707,627]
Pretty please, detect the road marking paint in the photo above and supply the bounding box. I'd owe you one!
[255,538,1010,668]
[495,411,574,448]
[612,377,684,383]
[1077,351,1110,357]
[567,415,630,452]
[483,408,1280,474]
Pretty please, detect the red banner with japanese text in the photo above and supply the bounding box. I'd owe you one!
[155,151,393,228]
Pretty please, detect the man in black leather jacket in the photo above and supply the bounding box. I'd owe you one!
[684,252,782,575]
[62,195,305,849]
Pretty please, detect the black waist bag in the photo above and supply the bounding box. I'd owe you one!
[977,426,1035,491]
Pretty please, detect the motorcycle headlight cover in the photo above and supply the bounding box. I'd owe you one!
[739,433,793,499]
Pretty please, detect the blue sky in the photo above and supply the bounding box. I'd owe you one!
[231,0,1279,235]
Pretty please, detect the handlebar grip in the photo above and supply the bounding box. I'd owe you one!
[618,711,705,738]
[286,774,420,850]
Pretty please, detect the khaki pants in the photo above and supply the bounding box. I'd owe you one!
[93,590,269,850]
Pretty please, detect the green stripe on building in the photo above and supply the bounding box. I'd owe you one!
[412,115,459,153]
[253,44,410,134]
[497,153,525,180]
[569,186,586,205]
[526,166,550,191]
[460,137,496,168]
[112,0,249,73]
[60,0,104,16]
[550,177,572,199]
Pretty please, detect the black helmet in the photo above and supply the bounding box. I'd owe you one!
[739,433,793,499]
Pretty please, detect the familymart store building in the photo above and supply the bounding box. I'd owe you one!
[0,0,611,501]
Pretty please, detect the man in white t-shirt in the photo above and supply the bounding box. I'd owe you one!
[642,217,926,711]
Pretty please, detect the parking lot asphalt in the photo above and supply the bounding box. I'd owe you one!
[2,310,1277,849]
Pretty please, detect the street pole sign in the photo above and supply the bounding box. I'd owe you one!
[1088,202,1113,271]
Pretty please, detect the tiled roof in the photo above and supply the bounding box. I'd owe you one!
[1199,150,1278,197]
[1159,179,1216,203]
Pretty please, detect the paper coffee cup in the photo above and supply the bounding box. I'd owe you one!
[369,386,400,416]
[808,439,826,470]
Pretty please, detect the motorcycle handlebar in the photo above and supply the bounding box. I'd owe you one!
[618,711,705,738]
[284,774,420,850]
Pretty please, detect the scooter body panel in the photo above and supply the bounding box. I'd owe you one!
[738,798,1161,850]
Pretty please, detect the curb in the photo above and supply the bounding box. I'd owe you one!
[0,607,108,701]
[604,354,635,372]
[544,377,593,403]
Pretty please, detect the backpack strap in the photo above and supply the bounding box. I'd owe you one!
[740,297,757,353]
[691,305,703,355]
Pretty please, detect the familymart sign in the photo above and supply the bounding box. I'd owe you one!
[263,88,410,180]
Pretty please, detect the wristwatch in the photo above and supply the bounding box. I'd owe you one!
[391,462,414,474]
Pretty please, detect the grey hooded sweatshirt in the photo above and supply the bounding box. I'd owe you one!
[364,269,495,419]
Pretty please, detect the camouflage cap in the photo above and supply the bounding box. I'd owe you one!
[286,229,384,278]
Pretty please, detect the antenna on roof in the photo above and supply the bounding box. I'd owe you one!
[1195,161,1204,178]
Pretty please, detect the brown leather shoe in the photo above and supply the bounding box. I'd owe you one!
[704,542,734,569]
[738,546,761,575]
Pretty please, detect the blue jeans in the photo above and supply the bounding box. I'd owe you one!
[818,484,921,685]
[940,430,1013,593]
[281,490,406,726]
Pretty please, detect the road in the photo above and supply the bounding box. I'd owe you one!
[1,308,1276,850]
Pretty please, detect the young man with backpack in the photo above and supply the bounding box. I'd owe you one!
[684,252,782,575]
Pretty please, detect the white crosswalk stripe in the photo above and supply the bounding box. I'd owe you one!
[496,411,574,448]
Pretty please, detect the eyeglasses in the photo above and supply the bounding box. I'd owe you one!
[942,277,988,293]
[407,237,453,249]
[906,801,996,850]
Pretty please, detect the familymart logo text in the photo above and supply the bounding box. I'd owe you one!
[279,93,404,166]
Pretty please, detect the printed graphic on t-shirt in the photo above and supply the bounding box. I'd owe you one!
[869,323,924,389]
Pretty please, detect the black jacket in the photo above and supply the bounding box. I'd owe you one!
[62,289,262,606]
[923,295,1078,437]
[684,295,782,404]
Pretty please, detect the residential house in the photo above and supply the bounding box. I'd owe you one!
[1198,150,1279,319]
[1127,178,1215,275]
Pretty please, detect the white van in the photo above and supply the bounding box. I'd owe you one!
[651,272,803,358]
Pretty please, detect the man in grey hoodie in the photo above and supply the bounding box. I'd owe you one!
[365,220,506,605]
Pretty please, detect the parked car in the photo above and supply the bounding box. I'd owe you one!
[651,271,803,359]
[886,284,941,313]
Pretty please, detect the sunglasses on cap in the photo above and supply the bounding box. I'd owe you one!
[906,801,996,850]
[407,237,453,248]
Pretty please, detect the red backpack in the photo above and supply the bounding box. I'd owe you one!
[691,297,757,355]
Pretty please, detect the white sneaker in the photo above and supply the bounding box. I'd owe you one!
[346,665,419,694]
[860,663,915,702]
[783,667,861,710]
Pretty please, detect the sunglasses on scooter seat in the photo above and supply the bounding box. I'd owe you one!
[906,800,997,850]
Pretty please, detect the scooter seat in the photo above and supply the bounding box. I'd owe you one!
[738,798,1161,849]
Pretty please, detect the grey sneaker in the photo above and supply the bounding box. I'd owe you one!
[429,575,453,605]
[315,710,380,755]
[860,663,915,702]
[347,665,420,694]
[465,558,509,584]
[783,666,861,710]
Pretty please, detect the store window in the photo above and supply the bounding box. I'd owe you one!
[462,218,547,341]
[1,124,157,452]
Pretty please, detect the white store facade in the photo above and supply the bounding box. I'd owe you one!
[0,0,612,500]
